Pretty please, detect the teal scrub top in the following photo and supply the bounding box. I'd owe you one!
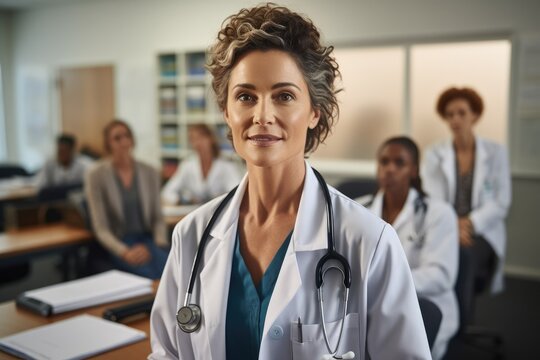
[225,230,292,360]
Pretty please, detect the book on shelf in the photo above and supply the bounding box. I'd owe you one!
[160,125,179,151]
[186,52,206,76]
[159,54,177,79]
[159,86,178,115]
[216,123,234,151]
[186,85,206,113]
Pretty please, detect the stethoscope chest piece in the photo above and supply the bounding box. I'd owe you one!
[177,304,201,333]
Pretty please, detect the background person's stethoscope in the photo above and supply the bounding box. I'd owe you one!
[176,168,355,359]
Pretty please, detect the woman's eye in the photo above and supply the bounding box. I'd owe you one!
[277,93,294,102]
[237,93,254,102]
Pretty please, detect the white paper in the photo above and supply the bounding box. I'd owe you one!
[162,204,200,217]
[23,270,153,313]
[0,314,146,360]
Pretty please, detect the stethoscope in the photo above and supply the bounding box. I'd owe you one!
[408,196,428,248]
[176,168,354,359]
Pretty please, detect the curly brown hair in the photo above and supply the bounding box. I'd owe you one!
[207,3,341,154]
[436,87,484,118]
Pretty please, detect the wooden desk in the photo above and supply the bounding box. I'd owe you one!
[0,185,37,202]
[0,224,93,280]
[0,282,158,359]
[0,223,93,260]
[163,204,199,227]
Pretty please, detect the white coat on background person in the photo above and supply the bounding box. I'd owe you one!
[161,155,242,205]
[358,188,459,360]
[422,136,511,293]
[149,164,432,360]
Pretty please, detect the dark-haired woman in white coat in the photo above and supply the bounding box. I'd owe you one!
[358,136,459,360]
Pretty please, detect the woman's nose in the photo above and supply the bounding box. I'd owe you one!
[253,97,274,125]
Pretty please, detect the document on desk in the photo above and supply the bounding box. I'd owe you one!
[16,270,153,316]
[0,314,146,360]
[162,204,200,217]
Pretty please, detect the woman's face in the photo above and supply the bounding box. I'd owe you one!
[443,98,478,138]
[189,128,213,156]
[224,49,320,168]
[107,124,134,157]
[377,143,417,194]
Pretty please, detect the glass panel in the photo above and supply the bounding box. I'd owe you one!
[410,40,511,151]
[312,46,405,161]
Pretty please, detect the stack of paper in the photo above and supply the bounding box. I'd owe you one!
[0,314,146,360]
[17,270,153,316]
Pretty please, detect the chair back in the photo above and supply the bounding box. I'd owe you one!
[418,297,442,350]
[336,178,378,199]
[0,164,29,179]
[455,246,475,333]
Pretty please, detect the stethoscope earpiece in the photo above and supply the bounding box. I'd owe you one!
[176,304,202,333]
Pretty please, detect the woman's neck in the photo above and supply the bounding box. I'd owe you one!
[112,154,133,170]
[382,188,408,224]
[243,159,305,225]
[453,132,475,152]
[198,150,214,179]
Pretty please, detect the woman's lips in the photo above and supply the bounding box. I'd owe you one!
[247,134,282,146]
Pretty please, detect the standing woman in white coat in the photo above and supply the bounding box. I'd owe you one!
[161,123,242,205]
[150,4,431,360]
[422,87,512,294]
[358,137,459,360]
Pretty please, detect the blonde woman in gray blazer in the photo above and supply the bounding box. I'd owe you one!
[85,120,168,279]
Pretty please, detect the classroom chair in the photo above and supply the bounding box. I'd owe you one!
[336,178,378,199]
[419,297,443,350]
[454,247,504,359]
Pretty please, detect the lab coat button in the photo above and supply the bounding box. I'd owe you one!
[269,325,283,339]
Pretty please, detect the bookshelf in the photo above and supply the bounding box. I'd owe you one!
[157,51,234,179]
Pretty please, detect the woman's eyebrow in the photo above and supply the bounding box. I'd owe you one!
[232,82,301,91]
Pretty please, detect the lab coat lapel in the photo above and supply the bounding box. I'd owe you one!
[472,137,488,209]
[392,189,416,232]
[440,140,456,202]
[262,164,325,337]
[370,191,384,218]
[196,175,247,360]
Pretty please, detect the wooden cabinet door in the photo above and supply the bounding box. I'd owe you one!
[59,65,115,156]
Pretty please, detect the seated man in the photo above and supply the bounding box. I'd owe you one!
[34,133,93,188]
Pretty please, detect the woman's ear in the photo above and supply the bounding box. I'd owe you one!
[308,107,321,129]
[223,107,230,125]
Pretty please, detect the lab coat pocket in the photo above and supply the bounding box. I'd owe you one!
[291,313,360,360]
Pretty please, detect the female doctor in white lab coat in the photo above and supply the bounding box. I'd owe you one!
[161,124,242,205]
[150,4,431,360]
[422,87,512,294]
[358,137,459,360]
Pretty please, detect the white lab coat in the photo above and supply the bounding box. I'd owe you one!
[150,163,431,360]
[421,137,511,293]
[161,156,243,205]
[358,189,459,360]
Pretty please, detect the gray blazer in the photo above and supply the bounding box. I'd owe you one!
[85,159,167,257]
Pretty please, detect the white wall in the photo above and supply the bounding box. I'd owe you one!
[5,0,540,277]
